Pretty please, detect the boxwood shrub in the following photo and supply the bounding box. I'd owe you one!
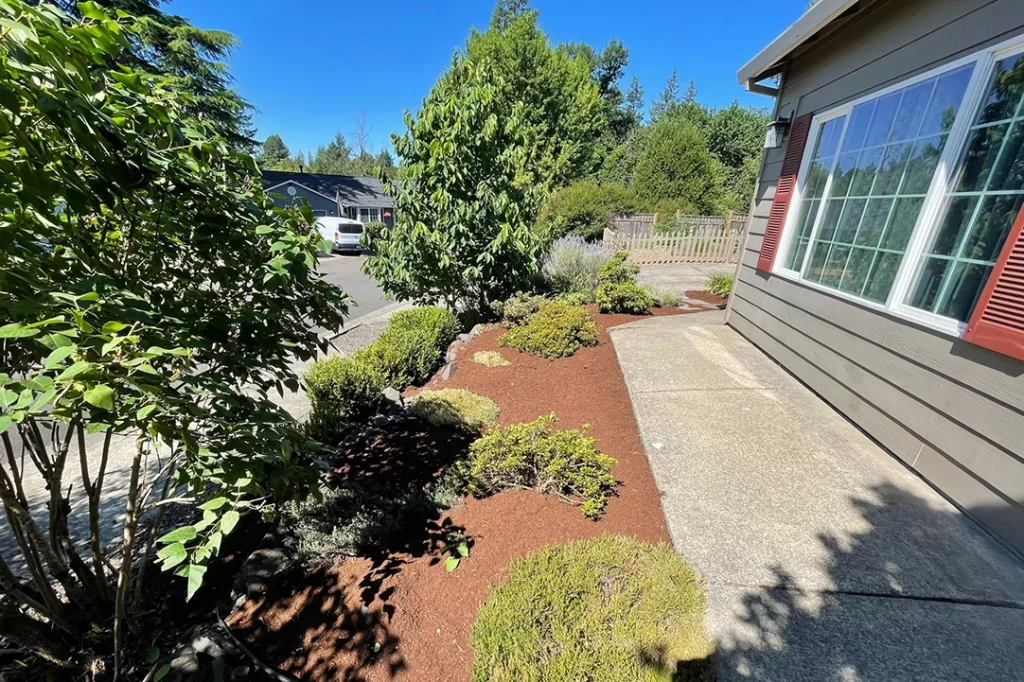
[305,306,461,441]
[595,281,654,315]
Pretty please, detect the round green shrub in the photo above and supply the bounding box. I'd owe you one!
[596,281,655,315]
[632,117,724,214]
[496,292,548,328]
[304,356,387,441]
[459,413,617,518]
[538,180,643,241]
[499,301,598,359]
[408,388,500,433]
[597,251,640,284]
[471,535,715,682]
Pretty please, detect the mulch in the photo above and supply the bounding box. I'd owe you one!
[228,306,700,682]
[684,289,728,307]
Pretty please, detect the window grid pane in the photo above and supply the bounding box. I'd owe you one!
[909,52,1024,322]
[800,65,971,304]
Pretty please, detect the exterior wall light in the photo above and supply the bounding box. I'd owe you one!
[764,115,792,149]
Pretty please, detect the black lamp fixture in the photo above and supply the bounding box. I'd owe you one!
[764,115,792,150]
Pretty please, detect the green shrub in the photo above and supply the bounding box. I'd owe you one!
[471,536,715,682]
[304,356,387,441]
[705,271,734,298]
[305,306,461,440]
[457,413,617,518]
[496,292,549,328]
[499,301,598,359]
[356,306,461,387]
[643,286,683,307]
[409,389,500,433]
[649,197,701,234]
[596,281,655,315]
[597,251,640,284]
[556,291,590,306]
[541,236,613,301]
[472,351,511,367]
[538,180,643,241]
[633,117,724,214]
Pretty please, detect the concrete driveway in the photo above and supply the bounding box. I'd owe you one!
[317,253,393,328]
[610,310,1024,681]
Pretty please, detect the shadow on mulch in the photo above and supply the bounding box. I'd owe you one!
[228,417,474,681]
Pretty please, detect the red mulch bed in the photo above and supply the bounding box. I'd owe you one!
[228,307,699,682]
[685,289,728,307]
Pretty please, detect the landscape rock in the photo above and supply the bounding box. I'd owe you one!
[170,645,200,674]
[382,387,404,407]
[441,361,456,381]
[235,548,289,599]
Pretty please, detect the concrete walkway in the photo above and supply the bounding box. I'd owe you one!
[610,311,1024,682]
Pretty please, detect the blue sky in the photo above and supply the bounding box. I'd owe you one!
[168,0,808,158]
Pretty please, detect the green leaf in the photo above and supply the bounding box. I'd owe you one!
[157,526,197,544]
[145,646,160,664]
[154,664,171,682]
[456,541,470,558]
[78,2,108,21]
[219,510,240,535]
[101,321,129,334]
[44,346,76,369]
[86,421,110,434]
[183,563,207,601]
[56,361,90,382]
[83,384,115,411]
[445,556,460,572]
[30,388,57,413]
[155,542,187,570]
[0,416,12,435]
[136,404,158,420]
[199,496,228,511]
[255,225,274,235]
[0,323,38,339]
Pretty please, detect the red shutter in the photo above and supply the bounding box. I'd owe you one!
[963,205,1024,361]
[757,113,814,272]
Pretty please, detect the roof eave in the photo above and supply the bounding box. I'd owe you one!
[737,0,861,90]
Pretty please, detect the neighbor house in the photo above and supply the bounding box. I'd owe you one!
[262,170,395,225]
[731,0,1024,555]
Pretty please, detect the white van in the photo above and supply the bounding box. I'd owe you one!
[315,216,364,254]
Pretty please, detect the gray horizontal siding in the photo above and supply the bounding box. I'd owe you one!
[731,0,1024,556]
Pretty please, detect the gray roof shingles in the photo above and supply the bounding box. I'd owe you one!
[261,170,393,208]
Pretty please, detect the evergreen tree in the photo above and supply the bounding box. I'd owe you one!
[626,75,645,125]
[310,133,354,175]
[258,134,291,168]
[650,68,679,122]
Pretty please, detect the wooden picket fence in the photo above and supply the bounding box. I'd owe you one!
[604,212,749,264]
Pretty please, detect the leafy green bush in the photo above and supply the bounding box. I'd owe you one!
[499,301,598,359]
[596,281,655,315]
[471,535,715,682]
[455,413,617,517]
[472,351,511,367]
[538,180,643,241]
[541,236,613,301]
[409,389,500,433]
[633,117,724,214]
[705,272,734,298]
[496,292,549,327]
[305,357,387,441]
[643,286,683,307]
[357,306,461,387]
[597,251,640,284]
[557,292,590,306]
[649,197,701,234]
[305,306,460,440]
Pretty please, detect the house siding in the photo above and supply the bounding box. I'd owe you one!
[270,181,340,217]
[730,0,1024,555]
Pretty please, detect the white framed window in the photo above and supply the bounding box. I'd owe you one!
[358,207,380,223]
[774,34,1024,336]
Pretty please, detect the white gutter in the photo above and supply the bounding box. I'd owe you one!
[738,0,861,90]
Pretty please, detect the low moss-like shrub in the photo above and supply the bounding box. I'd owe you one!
[472,350,511,367]
[705,271,734,298]
[456,413,617,518]
[596,281,655,315]
[305,306,461,441]
[499,301,598,359]
[495,292,548,328]
[471,535,714,682]
[643,285,683,307]
[597,250,640,284]
[409,389,500,433]
[304,356,387,441]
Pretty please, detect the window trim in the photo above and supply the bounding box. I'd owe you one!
[771,33,1024,337]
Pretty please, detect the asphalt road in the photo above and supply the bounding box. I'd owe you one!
[317,253,393,329]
